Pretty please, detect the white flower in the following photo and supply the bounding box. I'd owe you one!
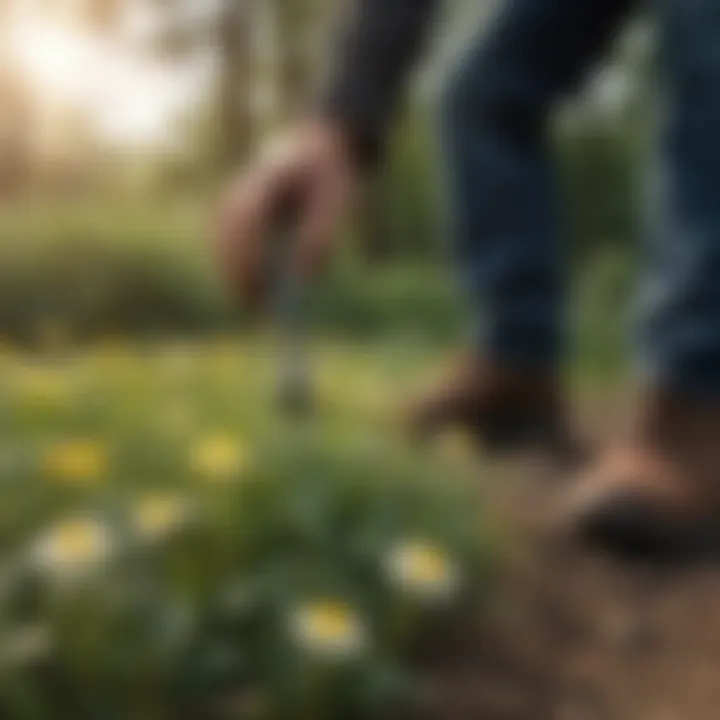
[386,540,461,604]
[31,516,115,581]
[290,600,368,661]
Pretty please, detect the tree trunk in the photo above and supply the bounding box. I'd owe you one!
[0,70,33,197]
[275,0,325,122]
[217,0,256,167]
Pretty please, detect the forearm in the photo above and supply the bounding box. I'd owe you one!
[320,0,439,167]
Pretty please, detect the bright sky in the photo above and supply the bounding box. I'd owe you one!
[3,0,216,151]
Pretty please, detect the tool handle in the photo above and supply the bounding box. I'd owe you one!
[271,220,313,417]
[272,224,304,336]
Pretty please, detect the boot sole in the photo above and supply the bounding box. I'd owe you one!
[576,494,720,566]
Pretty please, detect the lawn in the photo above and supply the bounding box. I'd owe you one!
[0,197,630,718]
[0,337,493,720]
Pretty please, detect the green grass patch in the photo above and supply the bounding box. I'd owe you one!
[0,338,494,719]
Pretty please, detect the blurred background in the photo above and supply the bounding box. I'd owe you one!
[0,0,649,369]
[0,2,654,718]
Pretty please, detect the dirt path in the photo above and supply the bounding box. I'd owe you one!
[404,407,720,720]
[412,538,720,720]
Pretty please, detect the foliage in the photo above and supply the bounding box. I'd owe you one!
[0,339,493,719]
[359,113,443,262]
[558,120,641,264]
[572,247,634,381]
[367,108,642,264]
[0,198,468,344]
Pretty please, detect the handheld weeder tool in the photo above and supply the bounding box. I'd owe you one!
[272,222,314,418]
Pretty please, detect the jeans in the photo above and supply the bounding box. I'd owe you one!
[441,0,720,395]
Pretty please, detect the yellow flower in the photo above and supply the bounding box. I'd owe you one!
[33,517,114,578]
[386,540,461,603]
[290,600,368,660]
[191,435,246,481]
[132,493,192,541]
[44,440,108,485]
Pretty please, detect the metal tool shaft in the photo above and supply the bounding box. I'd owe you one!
[273,225,313,417]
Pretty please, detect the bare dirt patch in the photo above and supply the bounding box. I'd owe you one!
[403,413,720,720]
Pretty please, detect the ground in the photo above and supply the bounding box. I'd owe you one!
[2,338,718,719]
[405,424,720,720]
[411,541,720,720]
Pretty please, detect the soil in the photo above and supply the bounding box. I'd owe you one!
[403,402,720,720]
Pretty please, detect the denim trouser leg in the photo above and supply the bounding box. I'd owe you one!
[441,0,632,369]
[637,0,720,396]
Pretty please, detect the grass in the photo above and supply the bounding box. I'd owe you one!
[0,336,493,720]
[0,194,633,717]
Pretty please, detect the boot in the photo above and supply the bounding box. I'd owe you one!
[565,389,720,561]
[407,355,576,457]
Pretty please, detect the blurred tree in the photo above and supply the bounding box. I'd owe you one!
[0,1,33,195]
[274,0,330,120]
[216,0,257,166]
[0,68,34,196]
[139,0,258,168]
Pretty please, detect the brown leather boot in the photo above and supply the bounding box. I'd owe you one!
[565,390,720,561]
[407,355,578,457]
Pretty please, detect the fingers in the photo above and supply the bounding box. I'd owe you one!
[215,167,280,307]
[216,167,350,305]
[293,169,353,281]
[212,123,357,309]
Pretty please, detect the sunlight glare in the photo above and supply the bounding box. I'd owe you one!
[7,20,95,105]
[4,10,206,150]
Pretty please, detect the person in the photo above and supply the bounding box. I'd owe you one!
[215,0,720,560]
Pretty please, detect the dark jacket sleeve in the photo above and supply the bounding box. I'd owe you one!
[320,0,439,167]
